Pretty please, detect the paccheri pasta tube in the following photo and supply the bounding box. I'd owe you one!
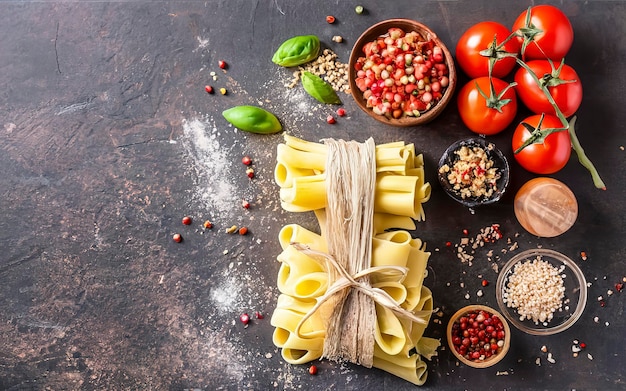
[270,135,439,385]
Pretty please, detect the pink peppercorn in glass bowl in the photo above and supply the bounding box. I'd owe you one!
[348,19,457,126]
[446,305,511,368]
[496,248,588,336]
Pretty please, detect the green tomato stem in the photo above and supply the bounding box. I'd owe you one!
[567,116,607,190]
[514,58,606,190]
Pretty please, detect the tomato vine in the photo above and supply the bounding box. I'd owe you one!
[483,6,606,190]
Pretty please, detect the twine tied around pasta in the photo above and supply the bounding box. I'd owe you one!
[290,138,430,368]
[291,242,431,328]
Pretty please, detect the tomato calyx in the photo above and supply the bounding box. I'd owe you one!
[514,113,565,154]
[515,6,545,60]
[478,34,519,63]
[475,77,517,113]
[537,59,578,89]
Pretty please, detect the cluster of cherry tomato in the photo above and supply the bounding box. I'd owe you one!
[455,5,582,175]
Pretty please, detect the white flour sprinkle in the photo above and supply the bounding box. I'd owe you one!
[210,275,243,315]
[181,117,239,223]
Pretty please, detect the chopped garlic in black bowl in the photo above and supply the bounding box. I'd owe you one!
[437,137,510,208]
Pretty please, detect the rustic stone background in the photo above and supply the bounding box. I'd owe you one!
[1,1,624,390]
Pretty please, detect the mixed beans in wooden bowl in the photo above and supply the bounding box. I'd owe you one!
[349,19,457,126]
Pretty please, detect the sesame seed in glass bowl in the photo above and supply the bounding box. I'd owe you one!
[496,248,587,336]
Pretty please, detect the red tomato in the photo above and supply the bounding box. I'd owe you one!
[512,114,571,174]
[457,76,517,135]
[512,5,573,61]
[514,60,582,117]
[456,21,520,78]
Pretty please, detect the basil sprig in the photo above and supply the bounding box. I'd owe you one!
[272,35,320,67]
[222,105,282,134]
[301,71,342,104]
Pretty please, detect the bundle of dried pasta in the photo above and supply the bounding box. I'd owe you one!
[274,134,431,221]
[270,135,439,385]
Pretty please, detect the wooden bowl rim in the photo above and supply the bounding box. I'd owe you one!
[348,18,457,127]
[446,304,511,369]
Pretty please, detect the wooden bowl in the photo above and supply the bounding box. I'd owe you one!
[446,305,511,368]
[348,19,457,127]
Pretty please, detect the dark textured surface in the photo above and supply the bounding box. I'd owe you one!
[1,1,624,390]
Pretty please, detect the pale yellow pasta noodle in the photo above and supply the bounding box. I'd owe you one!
[271,304,324,364]
[416,336,440,360]
[401,242,430,311]
[279,174,327,212]
[276,143,327,172]
[400,287,433,344]
[403,239,430,289]
[371,230,412,269]
[278,224,327,252]
[274,161,317,188]
[278,267,328,299]
[374,175,419,218]
[272,297,325,339]
[374,304,407,356]
[372,281,407,305]
[373,213,416,234]
[375,142,415,173]
[277,246,327,298]
[373,344,429,386]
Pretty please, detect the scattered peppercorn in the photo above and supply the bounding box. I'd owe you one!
[337,108,346,117]
[481,279,489,287]
[355,5,364,14]
[239,313,250,325]
[308,365,318,375]
[203,220,213,229]
[579,342,586,349]
[325,15,335,24]
[239,227,248,235]
[218,60,227,69]
[462,229,469,235]
[246,167,255,179]
[172,233,183,243]
[616,283,624,292]
[255,311,264,319]
[580,251,588,261]
[242,200,251,209]
[205,85,214,94]
[326,115,336,124]
[445,241,452,247]
[182,216,192,225]
[220,87,227,95]
[242,156,252,166]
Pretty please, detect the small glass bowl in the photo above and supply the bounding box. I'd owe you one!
[446,305,511,368]
[437,137,510,208]
[496,248,587,336]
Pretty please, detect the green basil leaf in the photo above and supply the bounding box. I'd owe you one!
[272,35,320,67]
[301,71,342,104]
[222,105,282,134]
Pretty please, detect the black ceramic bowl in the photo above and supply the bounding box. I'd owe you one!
[437,138,510,208]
